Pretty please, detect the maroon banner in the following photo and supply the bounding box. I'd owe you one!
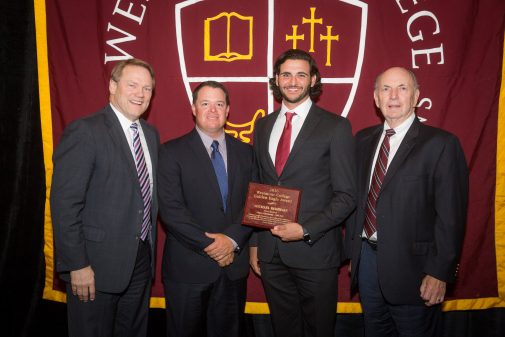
[41,0,505,311]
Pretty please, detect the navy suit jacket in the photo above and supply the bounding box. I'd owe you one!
[252,104,357,269]
[158,129,255,283]
[50,105,159,293]
[348,117,469,304]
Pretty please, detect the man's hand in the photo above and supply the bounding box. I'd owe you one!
[216,252,235,267]
[70,266,95,302]
[420,274,446,306]
[204,232,235,262]
[270,222,304,241]
[249,246,261,276]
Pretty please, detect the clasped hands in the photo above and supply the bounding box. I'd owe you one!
[204,232,235,267]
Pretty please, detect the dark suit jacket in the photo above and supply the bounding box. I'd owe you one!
[348,117,468,305]
[50,105,159,293]
[158,129,255,283]
[252,104,356,269]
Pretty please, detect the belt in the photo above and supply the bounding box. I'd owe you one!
[362,238,377,251]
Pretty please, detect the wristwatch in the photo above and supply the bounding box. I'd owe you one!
[302,227,313,245]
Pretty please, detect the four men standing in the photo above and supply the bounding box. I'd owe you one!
[51,56,468,337]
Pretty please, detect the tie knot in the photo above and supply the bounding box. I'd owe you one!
[130,122,139,133]
[211,140,220,153]
[385,128,395,137]
[285,112,296,123]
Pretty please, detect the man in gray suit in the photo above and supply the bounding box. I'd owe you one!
[250,49,356,337]
[50,58,159,337]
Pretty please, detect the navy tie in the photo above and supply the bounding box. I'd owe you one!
[211,140,228,212]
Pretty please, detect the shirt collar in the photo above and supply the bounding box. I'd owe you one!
[195,125,226,150]
[279,97,312,119]
[110,103,139,131]
[384,112,416,134]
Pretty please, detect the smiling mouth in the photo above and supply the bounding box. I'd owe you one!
[285,86,302,92]
[130,99,143,105]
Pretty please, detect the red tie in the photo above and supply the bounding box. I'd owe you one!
[363,128,396,239]
[275,112,296,176]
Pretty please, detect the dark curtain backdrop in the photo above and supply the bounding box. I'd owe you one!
[1,1,505,336]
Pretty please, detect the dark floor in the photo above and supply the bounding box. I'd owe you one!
[26,299,505,337]
[27,299,365,337]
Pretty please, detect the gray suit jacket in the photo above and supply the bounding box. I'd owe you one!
[50,105,159,293]
[252,104,356,269]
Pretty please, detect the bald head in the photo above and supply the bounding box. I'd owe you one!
[373,67,420,129]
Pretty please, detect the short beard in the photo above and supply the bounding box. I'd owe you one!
[280,86,311,105]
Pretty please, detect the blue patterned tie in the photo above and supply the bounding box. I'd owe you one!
[130,123,151,241]
[211,140,228,212]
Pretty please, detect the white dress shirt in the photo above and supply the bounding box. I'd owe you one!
[110,103,154,194]
[364,113,417,241]
[268,98,313,164]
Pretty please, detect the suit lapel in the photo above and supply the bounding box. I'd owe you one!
[261,111,279,174]
[225,135,236,196]
[362,127,383,198]
[381,118,420,192]
[140,120,157,174]
[103,107,140,190]
[187,129,223,204]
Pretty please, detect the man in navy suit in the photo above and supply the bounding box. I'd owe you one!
[51,58,159,337]
[348,67,469,337]
[158,81,255,337]
[250,49,357,337]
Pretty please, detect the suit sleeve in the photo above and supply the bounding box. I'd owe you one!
[157,144,213,255]
[50,120,95,273]
[424,135,469,283]
[303,118,357,242]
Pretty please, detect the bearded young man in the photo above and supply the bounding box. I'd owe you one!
[250,49,357,337]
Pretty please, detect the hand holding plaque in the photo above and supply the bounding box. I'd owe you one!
[242,182,301,229]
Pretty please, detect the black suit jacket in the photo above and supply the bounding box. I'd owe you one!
[50,105,159,293]
[348,117,468,304]
[252,104,356,269]
[158,129,255,283]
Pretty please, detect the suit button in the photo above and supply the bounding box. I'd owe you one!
[138,210,142,214]
[277,181,282,186]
